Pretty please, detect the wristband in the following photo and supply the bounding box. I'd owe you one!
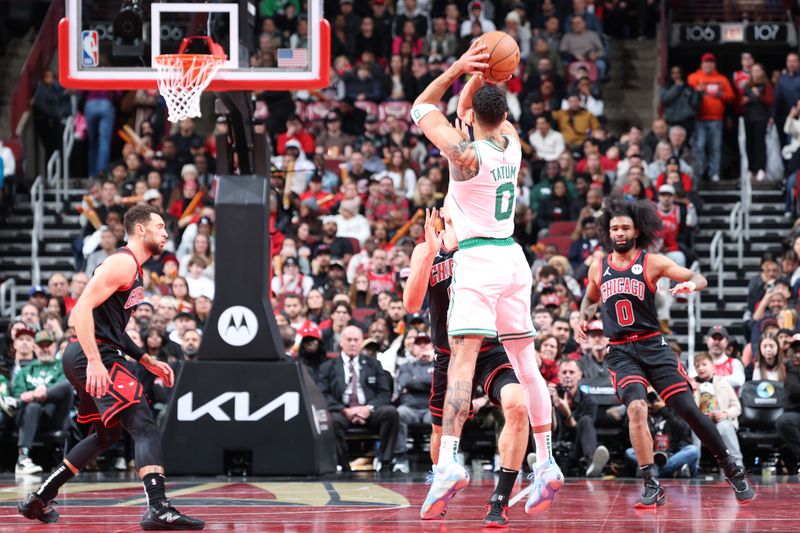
[686,281,697,292]
[411,103,438,125]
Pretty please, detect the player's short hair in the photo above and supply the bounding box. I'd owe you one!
[597,197,662,252]
[123,204,161,234]
[472,85,507,128]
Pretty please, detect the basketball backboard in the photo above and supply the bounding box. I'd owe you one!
[59,0,330,91]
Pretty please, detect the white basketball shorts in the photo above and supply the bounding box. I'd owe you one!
[446,237,537,342]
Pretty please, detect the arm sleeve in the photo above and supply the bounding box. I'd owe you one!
[123,333,147,362]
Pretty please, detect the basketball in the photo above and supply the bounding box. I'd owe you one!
[479,31,520,83]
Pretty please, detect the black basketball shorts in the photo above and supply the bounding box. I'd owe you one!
[606,332,692,404]
[429,344,519,426]
[62,340,145,428]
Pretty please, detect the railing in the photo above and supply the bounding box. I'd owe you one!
[30,176,44,286]
[729,201,743,269]
[62,111,75,191]
[737,117,752,241]
[709,230,725,303]
[686,261,702,369]
[0,279,17,319]
[46,150,62,212]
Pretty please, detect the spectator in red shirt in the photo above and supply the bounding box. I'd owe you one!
[276,114,315,155]
[655,157,693,195]
[365,176,410,226]
[687,53,735,181]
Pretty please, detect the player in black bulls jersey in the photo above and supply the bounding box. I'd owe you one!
[404,207,528,527]
[577,198,753,508]
[19,204,204,531]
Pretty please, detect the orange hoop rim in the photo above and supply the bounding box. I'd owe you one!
[155,53,226,68]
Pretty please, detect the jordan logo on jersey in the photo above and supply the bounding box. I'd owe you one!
[430,258,454,286]
[599,277,646,303]
[124,287,145,309]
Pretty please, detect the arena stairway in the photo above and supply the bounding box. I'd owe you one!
[670,181,788,350]
[0,183,87,329]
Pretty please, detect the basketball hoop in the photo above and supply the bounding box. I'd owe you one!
[155,53,224,122]
[154,36,226,122]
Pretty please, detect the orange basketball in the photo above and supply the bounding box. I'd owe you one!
[479,31,520,83]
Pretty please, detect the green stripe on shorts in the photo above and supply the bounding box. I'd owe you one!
[448,328,498,337]
[458,236,515,249]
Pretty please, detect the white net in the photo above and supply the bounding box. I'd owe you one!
[154,54,224,122]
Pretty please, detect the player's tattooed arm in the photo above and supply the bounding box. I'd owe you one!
[444,141,479,182]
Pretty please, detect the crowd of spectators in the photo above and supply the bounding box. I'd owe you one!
[1,1,799,478]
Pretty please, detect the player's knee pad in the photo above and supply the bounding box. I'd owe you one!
[620,383,648,407]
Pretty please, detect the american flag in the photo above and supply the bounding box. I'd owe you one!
[277,48,308,68]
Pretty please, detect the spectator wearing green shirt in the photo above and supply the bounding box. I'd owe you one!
[12,330,73,475]
[530,160,577,213]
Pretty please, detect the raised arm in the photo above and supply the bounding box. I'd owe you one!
[412,42,489,182]
[403,208,443,313]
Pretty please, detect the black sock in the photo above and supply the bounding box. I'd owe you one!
[143,473,167,508]
[492,468,518,502]
[37,462,75,501]
[640,464,658,481]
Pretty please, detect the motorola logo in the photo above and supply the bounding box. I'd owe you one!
[217,306,258,346]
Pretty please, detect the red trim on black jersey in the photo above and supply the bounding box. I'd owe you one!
[114,247,143,291]
[608,249,642,272]
[642,252,658,293]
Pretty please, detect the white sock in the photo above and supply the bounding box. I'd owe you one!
[438,436,460,467]
[533,430,553,466]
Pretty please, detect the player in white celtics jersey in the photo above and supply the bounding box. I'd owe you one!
[412,42,563,521]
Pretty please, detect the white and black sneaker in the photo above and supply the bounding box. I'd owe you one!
[16,456,43,475]
[140,501,205,530]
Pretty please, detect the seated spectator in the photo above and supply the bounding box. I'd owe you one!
[185,256,214,300]
[536,179,576,230]
[552,95,601,148]
[690,326,745,391]
[275,139,316,196]
[84,227,117,275]
[642,118,669,163]
[532,305,554,336]
[272,256,313,298]
[178,233,214,279]
[180,328,202,361]
[562,77,604,118]
[692,351,744,469]
[750,335,787,382]
[11,331,73,475]
[373,149,416,199]
[537,333,562,384]
[281,294,315,332]
[276,114,315,156]
[747,253,784,314]
[775,345,800,477]
[552,316,578,355]
[317,326,399,471]
[345,63,384,103]
[459,0,496,37]
[168,312,199,345]
[559,15,607,79]
[624,390,700,478]
[366,176,410,227]
[393,333,435,473]
[322,302,356,353]
[577,320,610,379]
[752,289,796,348]
[647,142,691,184]
[503,10,531,60]
[316,110,355,158]
[569,217,600,270]
[654,158,693,196]
[391,20,424,57]
[10,326,37,372]
[314,218,355,260]
[529,116,566,163]
[424,17,458,63]
[27,285,49,312]
[551,360,609,477]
